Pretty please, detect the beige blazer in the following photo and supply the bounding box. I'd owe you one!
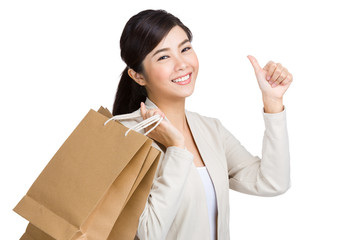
[116,97,290,240]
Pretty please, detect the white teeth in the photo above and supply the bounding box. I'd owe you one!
[172,74,190,83]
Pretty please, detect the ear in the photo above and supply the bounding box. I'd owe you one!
[128,68,146,86]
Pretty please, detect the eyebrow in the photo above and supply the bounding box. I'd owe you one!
[152,39,190,57]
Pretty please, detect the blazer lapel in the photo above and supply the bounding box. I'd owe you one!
[145,97,225,194]
[185,110,227,216]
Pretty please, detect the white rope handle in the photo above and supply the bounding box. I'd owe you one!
[104,113,163,136]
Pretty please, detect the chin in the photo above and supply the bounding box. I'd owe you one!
[178,88,195,99]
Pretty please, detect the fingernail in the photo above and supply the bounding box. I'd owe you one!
[268,80,273,85]
[267,76,271,81]
[272,83,277,88]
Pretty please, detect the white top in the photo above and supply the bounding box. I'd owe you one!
[197,166,217,240]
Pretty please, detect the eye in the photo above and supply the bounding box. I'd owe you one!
[157,55,169,61]
[182,47,191,52]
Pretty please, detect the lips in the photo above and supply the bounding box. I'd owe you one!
[171,73,191,83]
[171,73,192,85]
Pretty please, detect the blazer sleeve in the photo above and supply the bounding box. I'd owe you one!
[136,146,194,240]
[216,108,291,197]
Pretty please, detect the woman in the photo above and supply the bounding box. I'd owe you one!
[112,9,292,240]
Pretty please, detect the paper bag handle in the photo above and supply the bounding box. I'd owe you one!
[104,113,163,137]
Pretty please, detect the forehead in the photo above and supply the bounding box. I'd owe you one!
[154,26,189,49]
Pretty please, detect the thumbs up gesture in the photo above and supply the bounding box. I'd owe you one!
[247,55,293,112]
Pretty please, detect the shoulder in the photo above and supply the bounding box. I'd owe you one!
[185,109,222,130]
[113,108,166,153]
[113,108,143,128]
[186,110,233,151]
[186,109,236,141]
[114,108,224,131]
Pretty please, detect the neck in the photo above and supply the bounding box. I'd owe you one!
[148,96,188,133]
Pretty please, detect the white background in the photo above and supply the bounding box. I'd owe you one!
[1,0,339,239]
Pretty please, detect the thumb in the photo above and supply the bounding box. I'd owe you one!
[140,102,146,119]
[247,55,262,73]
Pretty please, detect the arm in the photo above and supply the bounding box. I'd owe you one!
[136,146,194,239]
[217,108,290,196]
[219,55,291,196]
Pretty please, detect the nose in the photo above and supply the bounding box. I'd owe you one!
[174,55,187,71]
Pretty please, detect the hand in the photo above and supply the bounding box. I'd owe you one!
[140,102,185,149]
[247,55,293,100]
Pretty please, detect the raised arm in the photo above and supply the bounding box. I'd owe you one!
[218,55,293,196]
[217,108,290,196]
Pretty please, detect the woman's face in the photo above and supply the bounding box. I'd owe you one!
[138,26,199,103]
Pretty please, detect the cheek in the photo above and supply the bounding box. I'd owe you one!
[149,65,173,82]
[190,52,199,70]
[195,57,199,70]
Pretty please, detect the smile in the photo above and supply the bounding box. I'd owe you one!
[171,73,191,83]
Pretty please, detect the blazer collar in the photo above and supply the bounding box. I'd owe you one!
[145,97,158,109]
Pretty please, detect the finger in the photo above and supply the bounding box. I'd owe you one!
[280,78,291,86]
[263,61,274,80]
[282,73,293,85]
[289,73,293,82]
[144,108,154,119]
[140,102,146,119]
[268,63,283,84]
[247,55,262,73]
[154,109,165,118]
[263,61,274,71]
[271,69,288,87]
[266,63,277,81]
[145,108,163,119]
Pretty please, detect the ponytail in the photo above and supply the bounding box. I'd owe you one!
[112,67,147,115]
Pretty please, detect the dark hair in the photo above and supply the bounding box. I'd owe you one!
[112,9,193,115]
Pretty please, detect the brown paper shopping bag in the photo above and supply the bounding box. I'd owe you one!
[14,107,161,240]
[19,146,160,240]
